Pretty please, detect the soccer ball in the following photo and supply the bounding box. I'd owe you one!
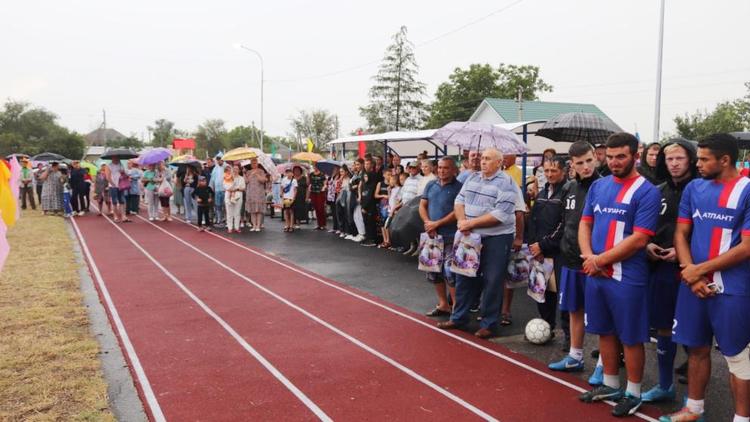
[525,318,552,345]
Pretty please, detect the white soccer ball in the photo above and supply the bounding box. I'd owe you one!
[525,318,552,345]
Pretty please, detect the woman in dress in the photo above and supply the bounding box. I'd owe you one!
[292,166,308,229]
[244,158,269,232]
[40,162,64,215]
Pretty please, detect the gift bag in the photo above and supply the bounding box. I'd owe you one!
[417,233,443,273]
[527,257,555,303]
[449,232,482,277]
[506,244,532,289]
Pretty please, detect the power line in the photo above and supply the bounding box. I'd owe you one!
[265,0,525,83]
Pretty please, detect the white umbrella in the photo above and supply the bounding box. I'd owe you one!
[432,121,529,154]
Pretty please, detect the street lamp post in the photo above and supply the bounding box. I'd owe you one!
[234,43,264,152]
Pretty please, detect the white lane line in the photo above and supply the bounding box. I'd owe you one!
[161,213,658,422]
[70,217,167,422]
[134,213,499,422]
[90,208,332,421]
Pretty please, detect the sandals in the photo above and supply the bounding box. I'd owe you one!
[500,313,513,326]
[426,307,452,317]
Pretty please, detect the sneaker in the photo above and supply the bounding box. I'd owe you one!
[361,241,377,247]
[339,233,347,238]
[612,393,642,417]
[588,364,604,386]
[579,384,622,403]
[658,407,705,422]
[641,384,676,403]
[353,234,365,243]
[149,217,155,221]
[344,235,355,240]
[403,244,416,255]
[548,356,584,372]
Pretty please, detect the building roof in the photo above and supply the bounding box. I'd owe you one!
[471,98,615,124]
[85,128,126,146]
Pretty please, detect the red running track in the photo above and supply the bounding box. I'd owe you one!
[72,211,661,421]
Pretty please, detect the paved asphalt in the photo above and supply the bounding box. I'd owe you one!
[227,214,734,421]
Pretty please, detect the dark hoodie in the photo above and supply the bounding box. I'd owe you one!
[637,142,663,185]
[652,138,698,248]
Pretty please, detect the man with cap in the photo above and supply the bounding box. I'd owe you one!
[19,158,36,210]
[210,154,227,226]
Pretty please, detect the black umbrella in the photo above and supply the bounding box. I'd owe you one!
[536,112,623,144]
[31,152,67,162]
[169,159,202,170]
[389,196,424,248]
[101,148,138,159]
[730,132,750,149]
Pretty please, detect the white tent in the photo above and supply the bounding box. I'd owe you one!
[325,120,570,158]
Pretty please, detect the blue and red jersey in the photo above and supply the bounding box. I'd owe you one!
[677,176,750,296]
[582,174,661,285]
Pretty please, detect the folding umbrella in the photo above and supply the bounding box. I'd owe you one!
[292,152,324,162]
[432,121,529,154]
[30,152,67,162]
[80,161,98,176]
[137,147,172,165]
[222,147,257,162]
[315,159,342,176]
[730,132,750,149]
[536,112,622,144]
[101,148,138,159]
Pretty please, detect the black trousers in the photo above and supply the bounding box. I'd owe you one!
[71,187,87,212]
[197,206,211,227]
[328,201,338,230]
[363,205,377,242]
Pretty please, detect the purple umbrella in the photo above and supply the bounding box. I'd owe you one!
[137,148,172,165]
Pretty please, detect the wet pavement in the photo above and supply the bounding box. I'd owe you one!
[225,214,734,421]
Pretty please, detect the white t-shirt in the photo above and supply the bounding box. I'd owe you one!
[417,173,436,195]
[281,177,297,200]
[108,162,123,188]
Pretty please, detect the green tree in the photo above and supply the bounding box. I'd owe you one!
[673,83,750,140]
[148,118,176,147]
[427,63,553,128]
[225,125,263,149]
[107,136,143,150]
[289,109,339,150]
[360,26,427,132]
[194,119,227,157]
[0,100,84,158]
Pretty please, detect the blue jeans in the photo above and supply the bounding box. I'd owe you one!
[214,190,225,223]
[183,186,196,222]
[451,233,513,331]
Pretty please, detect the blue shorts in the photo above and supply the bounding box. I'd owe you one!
[109,187,126,205]
[559,266,586,312]
[648,261,681,330]
[673,284,750,356]
[584,276,649,346]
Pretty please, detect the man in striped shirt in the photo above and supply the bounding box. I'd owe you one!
[437,148,517,339]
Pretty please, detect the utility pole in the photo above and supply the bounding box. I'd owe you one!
[516,86,525,121]
[653,0,666,143]
[102,109,107,129]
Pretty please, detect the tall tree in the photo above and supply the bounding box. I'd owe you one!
[148,119,176,147]
[289,109,339,150]
[0,100,84,158]
[360,26,427,132]
[225,124,263,149]
[194,119,228,158]
[107,136,143,150]
[427,63,553,128]
[673,82,749,140]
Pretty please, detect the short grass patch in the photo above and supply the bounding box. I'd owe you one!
[0,210,114,421]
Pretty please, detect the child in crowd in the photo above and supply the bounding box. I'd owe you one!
[61,168,73,218]
[280,168,298,232]
[380,171,402,249]
[192,176,214,231]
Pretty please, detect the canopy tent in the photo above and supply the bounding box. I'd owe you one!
[325,121,570,160]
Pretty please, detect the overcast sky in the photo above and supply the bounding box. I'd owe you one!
[2,0,748,143]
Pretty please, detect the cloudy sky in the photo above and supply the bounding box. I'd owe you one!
[2,0,748,143]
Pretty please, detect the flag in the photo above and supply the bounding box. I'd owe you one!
[307,138,314,153]
[271,143,277,156]
[356,129,366,159]
[9,157,21,221]
[0,160,18,227]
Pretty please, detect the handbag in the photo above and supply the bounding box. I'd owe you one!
[118,172,131,191]
[157,178,173,198]
[417,233,443,273]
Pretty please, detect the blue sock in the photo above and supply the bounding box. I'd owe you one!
[657,336,677,389]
